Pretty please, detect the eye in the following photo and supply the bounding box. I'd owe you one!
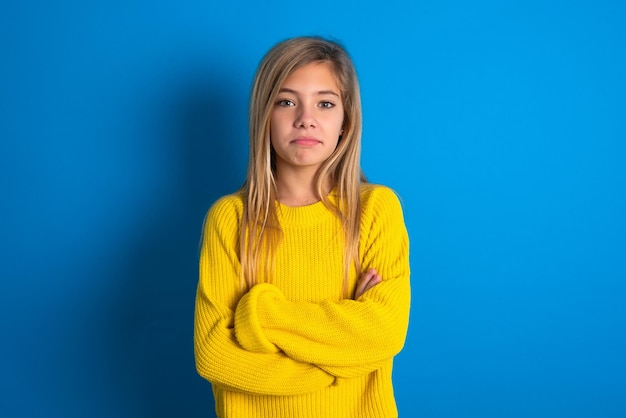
[319,101,335,109]
[276,99,295,107]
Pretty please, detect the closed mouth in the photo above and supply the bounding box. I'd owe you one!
[291,137,321,146]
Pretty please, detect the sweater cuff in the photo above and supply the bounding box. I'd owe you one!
[234,283,282,354]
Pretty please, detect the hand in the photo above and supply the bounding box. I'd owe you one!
[354,268,382,299]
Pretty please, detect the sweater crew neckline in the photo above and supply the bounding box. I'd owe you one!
[275,195,339,227]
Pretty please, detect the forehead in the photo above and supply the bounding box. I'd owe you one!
[280,61,341,92]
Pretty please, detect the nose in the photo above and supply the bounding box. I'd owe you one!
[295,105,316,128]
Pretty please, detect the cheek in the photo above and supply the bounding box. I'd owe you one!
[269,116,279,143]
[334,115,345,134]
[333,108,345,132]
[270,112,288,136]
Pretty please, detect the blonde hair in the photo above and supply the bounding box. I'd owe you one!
[241,36,366,296]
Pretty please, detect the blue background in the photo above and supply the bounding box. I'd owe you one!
[1,1,625,417]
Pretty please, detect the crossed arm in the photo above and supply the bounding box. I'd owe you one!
[194,188,410,394]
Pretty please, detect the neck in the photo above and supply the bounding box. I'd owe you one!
[275,166,330,207]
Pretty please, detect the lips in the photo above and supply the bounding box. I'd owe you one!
[291,137,321,146]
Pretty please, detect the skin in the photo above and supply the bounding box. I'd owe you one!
[354,268,382,299]
[269,61,381,299]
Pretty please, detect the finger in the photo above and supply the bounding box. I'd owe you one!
[355,269,379,299]
[354,276,368,299]
[356,269,376,295]
[363,274,382,293]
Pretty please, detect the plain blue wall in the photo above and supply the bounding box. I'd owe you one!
[1,1,625,417]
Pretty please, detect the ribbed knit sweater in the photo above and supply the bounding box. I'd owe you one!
[194,184,410,418]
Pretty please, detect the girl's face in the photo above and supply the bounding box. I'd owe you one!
[270,62,344,175]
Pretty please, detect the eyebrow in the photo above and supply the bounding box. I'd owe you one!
[278,87,340,97]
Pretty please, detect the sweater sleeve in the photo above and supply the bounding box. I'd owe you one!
[233,186,411,370]
[193,196,335,395]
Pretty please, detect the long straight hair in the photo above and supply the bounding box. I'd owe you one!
[240,36,366,297]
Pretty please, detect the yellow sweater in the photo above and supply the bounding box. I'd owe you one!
[194,184,411,418]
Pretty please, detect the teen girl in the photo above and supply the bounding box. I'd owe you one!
[194,36,410,418]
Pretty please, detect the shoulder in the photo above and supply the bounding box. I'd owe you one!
[209,192,244,215]
[359,183,404,217]
[358,184,408,245]
[204,192,245,232]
